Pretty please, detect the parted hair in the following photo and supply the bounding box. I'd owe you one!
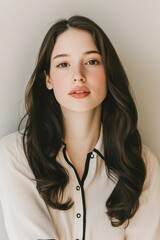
[19,15,146,227]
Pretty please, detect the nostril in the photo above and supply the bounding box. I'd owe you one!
[73,76,86,82]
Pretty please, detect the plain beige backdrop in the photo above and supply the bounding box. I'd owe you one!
[0,0,160,239]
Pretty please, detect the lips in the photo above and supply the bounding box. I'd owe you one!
[69,86,90,98]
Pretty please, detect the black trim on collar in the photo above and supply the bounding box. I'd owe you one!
[62,146,86,240]
[93,148,105,161]
[81,152,92,186]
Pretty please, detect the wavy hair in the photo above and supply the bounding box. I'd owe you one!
[19,15,146,227]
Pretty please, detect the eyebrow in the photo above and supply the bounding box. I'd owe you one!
[52,50,101,60]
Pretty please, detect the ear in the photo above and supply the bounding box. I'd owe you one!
[44,71,53,90]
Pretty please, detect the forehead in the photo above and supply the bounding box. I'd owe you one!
[51,28,98,56]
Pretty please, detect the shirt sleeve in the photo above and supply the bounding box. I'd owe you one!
[125,145,160,240]
[0,133,58,240]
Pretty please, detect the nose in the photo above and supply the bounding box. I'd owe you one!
[72,66,86,83]
[73,75,86,83]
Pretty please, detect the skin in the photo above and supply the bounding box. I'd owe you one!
[45,28,107,178]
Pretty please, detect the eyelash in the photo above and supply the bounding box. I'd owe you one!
[56,59,100,68]
[85,59,100,65]
[56,62,70,68]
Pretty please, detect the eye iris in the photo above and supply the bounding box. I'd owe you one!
[57,62,68,68]
[90,60,97,65]
[61,63,67,67]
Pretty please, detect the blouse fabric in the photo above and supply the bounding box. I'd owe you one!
[0,131,160,240]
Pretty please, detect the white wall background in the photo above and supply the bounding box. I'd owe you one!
[0,0,159,238]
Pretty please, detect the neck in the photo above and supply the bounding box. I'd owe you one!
[62,107,101,153]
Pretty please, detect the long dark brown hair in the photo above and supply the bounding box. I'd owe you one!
[19,15,146,227]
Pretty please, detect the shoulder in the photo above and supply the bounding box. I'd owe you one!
[0,131,21,146]
[142,145,160,173]
[141,145,160,193]
[0,131,23,158]
[0,131,29,174]
[125,146,160,238]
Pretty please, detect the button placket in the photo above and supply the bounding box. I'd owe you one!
[62,147,85,240]
[90,152,94,159]
[76,185,80,191]
[76,213,81,218]
[73,176,83,240]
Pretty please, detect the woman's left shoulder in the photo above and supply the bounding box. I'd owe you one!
[142,145,160,169]
[141,145,160,191]
[125,146,160,238]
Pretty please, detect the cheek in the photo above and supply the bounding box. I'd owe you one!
[50,74,68,104]
[53,80,64,100]
[50,72,65,91]
[93,70,107,89]
[53,79,64,89]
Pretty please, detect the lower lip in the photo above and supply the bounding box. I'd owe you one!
[69,92,90,98]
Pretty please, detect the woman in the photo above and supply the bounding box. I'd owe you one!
[0,15,160,240]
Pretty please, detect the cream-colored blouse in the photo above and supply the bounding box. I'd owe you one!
[0,131,160,240]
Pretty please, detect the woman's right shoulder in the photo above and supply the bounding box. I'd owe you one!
[0,131,22,154]
[0,131,28,171]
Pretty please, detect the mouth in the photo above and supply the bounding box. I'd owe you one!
[72,90,89,94]
[69,87,90,98]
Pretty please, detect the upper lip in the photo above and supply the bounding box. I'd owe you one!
[69,86,90,94]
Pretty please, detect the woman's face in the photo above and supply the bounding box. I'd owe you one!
[45,28,107,114]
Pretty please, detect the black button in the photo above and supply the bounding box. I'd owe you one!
[90,153,94,158]
[76,186,80,191]
[76,213,81,218]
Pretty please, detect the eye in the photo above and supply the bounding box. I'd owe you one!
[56,62,70,68]
[86,59,100,65]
